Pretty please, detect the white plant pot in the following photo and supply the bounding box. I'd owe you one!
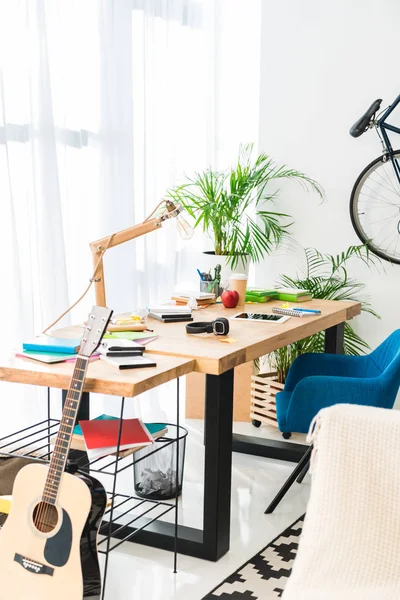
[198,252,250,289]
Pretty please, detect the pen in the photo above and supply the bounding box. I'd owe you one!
[197,269,204,280]
[293,308,321,314]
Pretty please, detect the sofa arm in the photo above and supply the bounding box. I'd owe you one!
[284,353,368,392]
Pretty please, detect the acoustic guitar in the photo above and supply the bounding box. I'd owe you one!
[0,305,113,599]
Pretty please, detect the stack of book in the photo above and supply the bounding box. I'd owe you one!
[99,338,157,370]
[147,305,193,323]
[69,415,168,460]
[244,288,314,303]
[171,292,216,307]
[245,288,277,303]
[274,288,313,302]
[17,336,89,364]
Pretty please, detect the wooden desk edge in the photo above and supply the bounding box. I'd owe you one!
[0,358,196,398]
[346,302,362,319]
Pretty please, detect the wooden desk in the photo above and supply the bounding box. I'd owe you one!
[0,299,361,562]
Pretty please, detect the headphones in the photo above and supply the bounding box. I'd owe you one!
[186,318,230,336]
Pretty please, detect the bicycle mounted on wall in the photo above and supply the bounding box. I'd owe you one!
[350,94,400,264]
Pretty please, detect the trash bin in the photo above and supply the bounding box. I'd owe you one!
[133,424,188,500]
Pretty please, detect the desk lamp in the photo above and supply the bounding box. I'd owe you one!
[42,200,192,333]
[89,200,193,307]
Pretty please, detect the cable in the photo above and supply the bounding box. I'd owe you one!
[42,233,115,335]
[41,199,172,334]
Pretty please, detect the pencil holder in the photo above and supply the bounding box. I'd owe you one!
[200,280,222,297]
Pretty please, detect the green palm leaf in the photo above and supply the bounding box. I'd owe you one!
[166,143,324,266]
[268,244,381,383]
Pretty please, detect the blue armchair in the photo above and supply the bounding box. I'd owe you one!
[276,329,400,436]
[266,329,400,513]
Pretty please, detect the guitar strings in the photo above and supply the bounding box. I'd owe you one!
[41,357,88,528]
[39,359,82,530]
[40,357,88,531]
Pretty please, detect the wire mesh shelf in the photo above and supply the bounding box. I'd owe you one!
[0,418,177,476]
[98,492,175,554]
[0,380,182,599]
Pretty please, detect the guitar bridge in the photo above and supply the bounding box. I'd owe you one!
[14,553,54,576]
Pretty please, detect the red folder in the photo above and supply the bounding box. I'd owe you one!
[79,418,153,450]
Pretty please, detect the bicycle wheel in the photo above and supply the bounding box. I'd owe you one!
[350,150,400,264]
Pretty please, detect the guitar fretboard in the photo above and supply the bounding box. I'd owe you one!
[42,356,89,505]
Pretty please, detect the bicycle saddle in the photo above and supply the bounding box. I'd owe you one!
[349,98,382,137]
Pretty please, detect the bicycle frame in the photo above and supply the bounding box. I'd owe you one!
[377,94,400,185]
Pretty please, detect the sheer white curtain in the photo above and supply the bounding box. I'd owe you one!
[0,0,261,427]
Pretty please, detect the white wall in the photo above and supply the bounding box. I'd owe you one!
[256,0,400,350]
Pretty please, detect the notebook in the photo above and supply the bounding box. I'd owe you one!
[100,355,157,369]
[103,332,158,345]
[79,417,154,460]
[16,351,74,364]
[22,336,81,354]
[148,305,193,314]
[274,289,313,302]
[68,415,167,453]
[98,339,144,357]
[148,312,193,323]
[16,351,100,364]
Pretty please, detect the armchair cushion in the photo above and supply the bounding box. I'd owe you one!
[277,375,386,434]
[284,353,376,392]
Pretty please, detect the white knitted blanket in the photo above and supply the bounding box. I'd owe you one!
[282,403,400,600]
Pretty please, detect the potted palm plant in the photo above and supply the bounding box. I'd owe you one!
[168,144,323,284]
[250,244,380,431]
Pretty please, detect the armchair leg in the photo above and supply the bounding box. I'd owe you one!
[265,445,313,514]
[296,460,310,483]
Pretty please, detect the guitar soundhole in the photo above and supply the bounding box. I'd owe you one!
[33,502,59,533]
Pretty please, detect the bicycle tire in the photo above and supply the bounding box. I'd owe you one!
[350,150,400,264]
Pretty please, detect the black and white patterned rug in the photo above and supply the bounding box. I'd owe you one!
[202,516,304,599]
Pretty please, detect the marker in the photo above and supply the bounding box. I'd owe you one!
[293,308,321,314]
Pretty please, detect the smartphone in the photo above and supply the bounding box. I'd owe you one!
[231,312,290,324]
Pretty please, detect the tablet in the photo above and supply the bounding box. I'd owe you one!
[231,312,290,324]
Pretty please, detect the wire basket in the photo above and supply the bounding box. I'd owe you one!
[133,424,188,500]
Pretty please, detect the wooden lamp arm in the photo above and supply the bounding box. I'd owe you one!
[90,217,163,306]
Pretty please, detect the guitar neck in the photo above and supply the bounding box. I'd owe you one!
[42,356,89,505]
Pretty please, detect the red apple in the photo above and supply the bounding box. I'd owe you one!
[221,289,239,308]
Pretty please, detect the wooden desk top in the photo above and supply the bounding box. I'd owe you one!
[52,298,360,375]
[0,354,195,398]
[0,299,360,393]
[144,299,361,374]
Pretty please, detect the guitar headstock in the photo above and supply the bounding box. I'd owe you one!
[80,305,113,357]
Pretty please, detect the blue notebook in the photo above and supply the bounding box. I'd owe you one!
[22,336,81,355]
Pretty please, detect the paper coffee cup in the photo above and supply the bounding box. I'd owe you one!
[229,273,248,305]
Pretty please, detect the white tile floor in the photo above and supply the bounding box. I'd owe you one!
[98,420,310,600]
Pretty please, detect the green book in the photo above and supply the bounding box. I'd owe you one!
[274,288,313,302]
[246,288,277,297]
[245,293,269,303]
[245,288,277,302]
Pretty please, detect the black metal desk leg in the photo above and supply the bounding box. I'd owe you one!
[325,322,345,354]
[203,369,234,560]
